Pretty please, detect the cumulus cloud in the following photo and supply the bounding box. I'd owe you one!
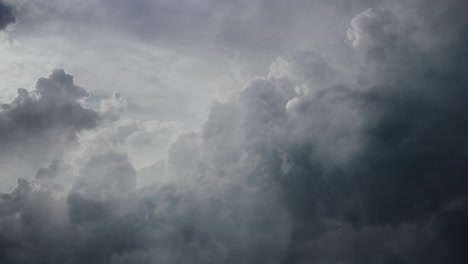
[0,69,98,146]
[1,0,468,263]
[0,69,99,189]
[163,0,468,262]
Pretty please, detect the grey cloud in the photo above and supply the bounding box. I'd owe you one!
[2,0,385,125]
[74,151,137,200]
[100,91,127,122]
[8,0,218,48]
[0,160,290,264]
[33,159,75,194]
[35,159,73,180]
[344,0,468,225]
[168,131,201,178]
[0,69,99,189]
[8,0,381,72]
[0,1,14,30]
[165,1,468,262]
[214,0,384,78]
[1,0,468,263]
[0,69,98,147]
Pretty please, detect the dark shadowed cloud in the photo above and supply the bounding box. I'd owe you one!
[0,0,467,263]
[165,0,468,262]
[0,1,14,30]
[0,69,98,146]
[0,69,100,189]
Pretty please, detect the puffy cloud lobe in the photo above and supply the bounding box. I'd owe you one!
[0,69,99,189]
[33,159,75,194]
[100,91,128,121]
[73,151,137,200]
[269,51,336,88]
[74,117,181,180]
[0,69,98,147]
[35,159,73,180]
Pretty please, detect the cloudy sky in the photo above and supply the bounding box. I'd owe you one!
[0,0,468,263]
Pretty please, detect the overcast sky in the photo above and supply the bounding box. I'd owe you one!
[0,0,468,263]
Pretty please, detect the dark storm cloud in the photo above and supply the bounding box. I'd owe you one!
[1,0,468,263]
[0,157,290,264]
[0,1,14,30]
[0,69,99,188]
[0,69,98,148]
[342,0,468,225]
[168,0,468,262]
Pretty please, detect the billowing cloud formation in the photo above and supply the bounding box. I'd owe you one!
[0,69,99,189]
[168,0,468,262]
[1,0,468,263]
[0,69,98,145]
[0,1,14,30]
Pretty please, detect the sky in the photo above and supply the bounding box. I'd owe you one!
[0,0,467,263]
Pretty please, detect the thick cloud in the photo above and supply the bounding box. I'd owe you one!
[0,0,384,130]
[0,69,99,189]
[0,69,98,147]
[0,152,290,264]
[1,0,468,263]
[165,0,468,262]
[0,1,14,30]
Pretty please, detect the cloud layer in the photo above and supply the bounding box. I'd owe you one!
[0,0,468,263]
